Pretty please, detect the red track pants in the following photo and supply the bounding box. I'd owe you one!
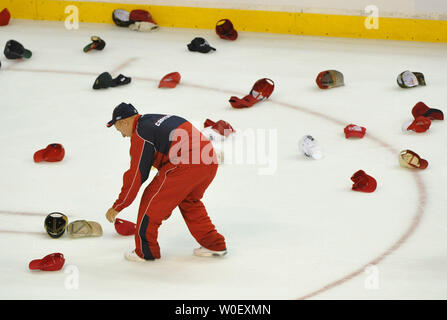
[134,162,226,260]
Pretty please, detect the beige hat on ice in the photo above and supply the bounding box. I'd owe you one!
[67,220,103,238]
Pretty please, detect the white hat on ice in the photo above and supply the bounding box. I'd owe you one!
[299,135,323,160]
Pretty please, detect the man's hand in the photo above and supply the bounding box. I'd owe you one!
[106,207,119,223]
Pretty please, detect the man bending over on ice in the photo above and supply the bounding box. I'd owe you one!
[105,102,227,261]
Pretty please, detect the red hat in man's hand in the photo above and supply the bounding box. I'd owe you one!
[114,218,136,236]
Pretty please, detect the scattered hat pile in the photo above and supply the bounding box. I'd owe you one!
[299,69,441,193]
[35,211,104,271]
[4,10,442,272]
[402,101,443,133]
[44,212,103,239]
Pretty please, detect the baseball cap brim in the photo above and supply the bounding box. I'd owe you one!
[23,49,32,59]
[345,131,365,138]
[106,120,115,127]
[29,259,44,270]
[220,30,238,40]
[419,159,428,169]
[33,149,46,162]
[407,117,431,133]
[83,42,97,52]
[424,108,444,120]
[159,80,178,88]
[414,72,426,86]
[158,73,180,88]
[198,46,216,53]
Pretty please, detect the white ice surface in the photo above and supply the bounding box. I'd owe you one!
[1,20,447,300]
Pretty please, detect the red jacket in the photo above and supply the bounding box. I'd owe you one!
[112,114,215,212]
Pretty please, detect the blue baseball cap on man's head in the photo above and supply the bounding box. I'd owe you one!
[106,102,139,127]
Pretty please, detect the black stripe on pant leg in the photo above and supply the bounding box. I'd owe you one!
[139,215,155,260]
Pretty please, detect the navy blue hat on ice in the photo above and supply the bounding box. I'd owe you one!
[106,102,138,127]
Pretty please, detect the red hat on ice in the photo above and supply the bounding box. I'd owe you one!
[215,19,238,41]
[29,253,65,271]
[411,102,444,121]
[316,70,344,89]
[114,218,136,236]
[33,143,65,163]
[229,78,274,109]
[344,124,366,139]
[204,119,235,137]
[398,150,428,170]
[158,72,181,88]
[0,8,11,26]
[351,170,377,193]
[405,116,431,133]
